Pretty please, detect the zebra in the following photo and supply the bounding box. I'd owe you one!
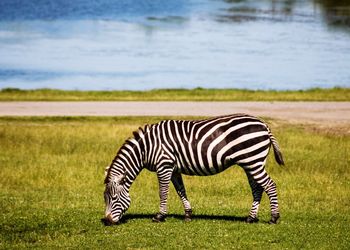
[102,114,284,226]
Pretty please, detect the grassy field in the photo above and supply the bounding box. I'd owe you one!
[0,87,349,101]
[0,117,349,249]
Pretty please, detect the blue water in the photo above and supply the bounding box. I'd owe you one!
[0,0,349,90]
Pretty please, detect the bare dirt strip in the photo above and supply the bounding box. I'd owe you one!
[1,101,349,125]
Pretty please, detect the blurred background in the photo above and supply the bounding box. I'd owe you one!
[0,0,349,91]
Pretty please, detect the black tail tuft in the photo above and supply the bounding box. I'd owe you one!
[272,143,285,166]
[268,132,285,166]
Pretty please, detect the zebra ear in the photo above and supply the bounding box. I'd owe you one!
[104,165,110,184]
[104,165,110,178]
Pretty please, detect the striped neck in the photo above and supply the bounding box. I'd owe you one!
[105,126,151,189]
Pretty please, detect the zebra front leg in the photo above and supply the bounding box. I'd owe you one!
[152,167,173,223]
[245,164,280,224]
[171,172,192,222]
[245,170,264,223]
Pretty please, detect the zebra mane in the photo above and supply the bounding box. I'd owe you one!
[104,124,152,183]
[131,124,151,142]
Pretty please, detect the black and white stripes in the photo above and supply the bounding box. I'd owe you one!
[103,114,284,225]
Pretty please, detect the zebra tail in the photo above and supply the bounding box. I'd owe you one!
[268,131,285,166]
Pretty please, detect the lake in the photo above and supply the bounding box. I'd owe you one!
[0,0,349,90]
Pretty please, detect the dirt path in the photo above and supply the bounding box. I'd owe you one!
[1,101,349,125]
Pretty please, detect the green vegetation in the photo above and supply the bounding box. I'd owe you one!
[0,117,349,249]
[0,87,349,101]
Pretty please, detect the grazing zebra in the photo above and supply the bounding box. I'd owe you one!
[102,114,284,226]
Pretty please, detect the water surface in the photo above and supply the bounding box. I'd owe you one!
[0,0,349,90]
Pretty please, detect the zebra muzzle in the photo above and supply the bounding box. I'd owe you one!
[101,214,119,226]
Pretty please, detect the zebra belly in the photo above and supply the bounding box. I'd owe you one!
[175,157,233,176]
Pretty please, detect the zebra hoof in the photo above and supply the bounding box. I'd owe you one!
[246,216,259,223]
[269,214,280,224]
[152,213,166,223]
[184,210,192,222]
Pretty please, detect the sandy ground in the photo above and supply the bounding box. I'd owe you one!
[1,101,349,126]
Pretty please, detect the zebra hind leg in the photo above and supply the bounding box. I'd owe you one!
[264,178,280,224]
[171,172,193,222]
[244,165,280,224]
[245,170,264,223]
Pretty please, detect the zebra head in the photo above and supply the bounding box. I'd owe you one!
[102,172,131,225]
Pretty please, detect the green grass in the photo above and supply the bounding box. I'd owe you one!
[0,87,349,101]
[0,117,349,249]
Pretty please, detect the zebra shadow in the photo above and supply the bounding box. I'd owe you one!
[120,213,247,223]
